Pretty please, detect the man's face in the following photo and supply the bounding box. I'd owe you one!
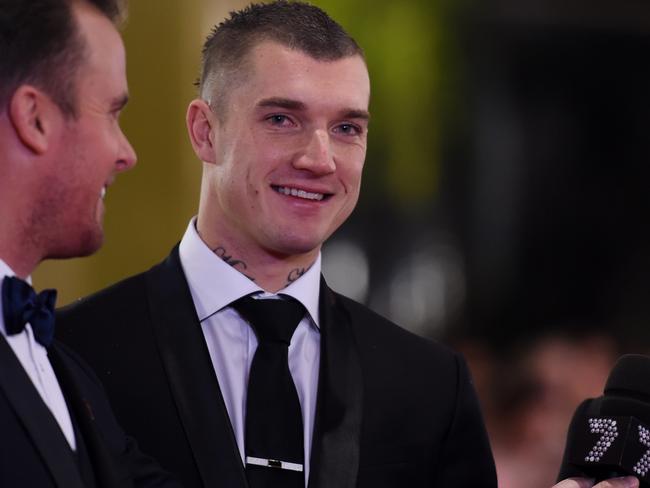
[37,2,135,259]
[201,41,370,261]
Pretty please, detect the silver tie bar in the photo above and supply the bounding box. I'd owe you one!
[246,456,304,472]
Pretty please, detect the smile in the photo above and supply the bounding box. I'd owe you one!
[272,185,327,201]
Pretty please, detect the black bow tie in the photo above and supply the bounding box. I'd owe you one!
[2,276,57,347]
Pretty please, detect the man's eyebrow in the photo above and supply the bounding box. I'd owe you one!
[111,93,130,111]
[342,109,370,121]
[257,97,370,121]
[257,97,305,111]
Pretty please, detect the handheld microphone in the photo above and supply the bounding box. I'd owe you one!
[557,354,650,486]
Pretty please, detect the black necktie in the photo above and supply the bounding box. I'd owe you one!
[2,276,57,347]
[233,295,306,488]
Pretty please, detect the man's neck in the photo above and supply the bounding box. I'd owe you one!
[196,232,319,293]
[0,229,38,279]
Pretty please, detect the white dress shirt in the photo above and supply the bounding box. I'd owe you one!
[0,258,76,450]
[179,219,321,484]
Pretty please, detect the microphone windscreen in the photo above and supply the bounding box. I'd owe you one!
[557,354,650,486]
[605,355,650,404]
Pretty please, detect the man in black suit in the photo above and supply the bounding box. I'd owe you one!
[0,1,181,486]
[58,2,497,487]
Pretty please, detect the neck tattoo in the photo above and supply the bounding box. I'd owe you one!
[213,246,256,282]
[286,267,307,286]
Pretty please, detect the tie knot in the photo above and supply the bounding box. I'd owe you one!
[2,276,57,347]
[233,295,305,345]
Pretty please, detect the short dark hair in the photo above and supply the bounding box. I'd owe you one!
[0,0,124,118]
[199,0,364,116]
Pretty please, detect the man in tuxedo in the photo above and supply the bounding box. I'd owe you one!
[57,2,497,487]
[0,0,181,486]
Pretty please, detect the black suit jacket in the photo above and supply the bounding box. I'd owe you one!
[57,247,496,488]
[0,334,181,488]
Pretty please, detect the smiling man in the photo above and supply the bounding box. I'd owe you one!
[190,39,369,292]
[0,0,180,486]
[57,2,497,487]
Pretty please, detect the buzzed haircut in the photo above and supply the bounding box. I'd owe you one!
[0,0,124,118]
[199,0,364,117]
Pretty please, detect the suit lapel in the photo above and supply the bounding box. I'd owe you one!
[146,247,248,488]
[0,335,86,488]
[308,279,363,488]
[48,345,124,488]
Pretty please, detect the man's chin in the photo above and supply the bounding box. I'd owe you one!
[267,235,325,259]
[76,228,105,257]
[45,228,104,260]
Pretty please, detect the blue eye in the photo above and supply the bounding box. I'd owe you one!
[267,114,292,126]
[334,123,362,136]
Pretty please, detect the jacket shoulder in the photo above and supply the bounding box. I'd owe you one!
[58,270,149,323]
[333,291,459,368]
[54,264,160,366]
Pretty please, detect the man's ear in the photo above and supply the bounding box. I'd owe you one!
[186,99,219,164]
[8,85,59,155]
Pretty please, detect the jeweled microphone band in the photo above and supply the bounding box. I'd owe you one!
[557,354,650,486]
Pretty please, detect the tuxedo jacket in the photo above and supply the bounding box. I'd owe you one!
[0,334,180,488]
[57,247,497,488]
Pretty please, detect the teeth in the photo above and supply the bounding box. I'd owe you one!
[100,187,106,199]
[275,186,324,201]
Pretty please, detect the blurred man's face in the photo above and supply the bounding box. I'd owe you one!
[200,41,370,263]
[37,2,136,259]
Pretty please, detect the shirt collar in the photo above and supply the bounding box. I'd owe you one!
[178,218,321,328]
[0,259,31,284]
[0,259,15,281]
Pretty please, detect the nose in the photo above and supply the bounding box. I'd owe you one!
[116,128,137,172]
[293,129,336,174]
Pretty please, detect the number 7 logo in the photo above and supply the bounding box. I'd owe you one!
[585,417,619,462]
[633,425,650,477]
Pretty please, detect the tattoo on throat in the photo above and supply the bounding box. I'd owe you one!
[287,268,307,285]
[213,246,256,281]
